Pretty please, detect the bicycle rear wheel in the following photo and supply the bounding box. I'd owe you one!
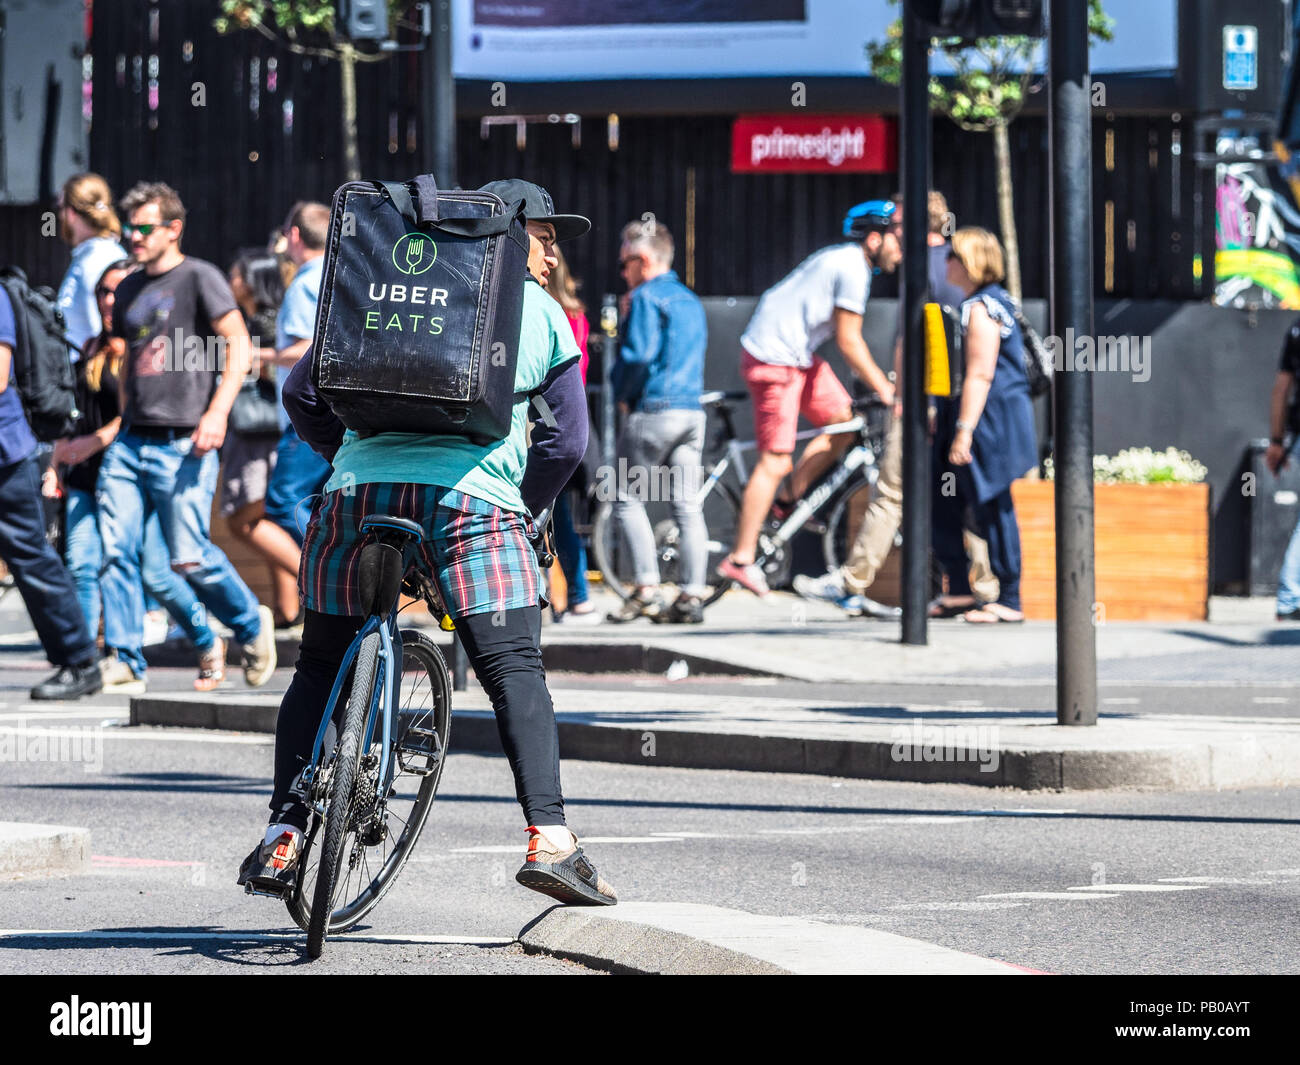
[591,481,739,608]
[289,629,451,943]
[821,470,876,573]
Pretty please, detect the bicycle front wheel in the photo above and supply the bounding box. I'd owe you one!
[288,629,451,942]
[591,481,739,608]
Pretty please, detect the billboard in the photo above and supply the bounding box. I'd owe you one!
[453,0,1179,81]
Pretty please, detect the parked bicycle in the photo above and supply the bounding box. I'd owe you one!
[592,391,891,605]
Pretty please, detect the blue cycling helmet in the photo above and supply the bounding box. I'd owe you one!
[842,199,897,239]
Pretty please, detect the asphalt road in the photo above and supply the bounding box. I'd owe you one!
[3,687,1299,975]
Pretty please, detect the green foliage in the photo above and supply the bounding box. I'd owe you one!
[866,0,1115,132]
[215,1,406,43]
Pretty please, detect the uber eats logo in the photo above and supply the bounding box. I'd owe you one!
[393,231,437,275]
[366,232,447,334]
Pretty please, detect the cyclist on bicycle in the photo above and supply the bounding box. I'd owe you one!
[237,179,617,907]
[718,200,902,596]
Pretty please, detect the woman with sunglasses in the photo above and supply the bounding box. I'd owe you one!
[52,261,220,692]
[932,228,1038,624]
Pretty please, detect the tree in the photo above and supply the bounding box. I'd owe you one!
[867,1,1114,300]
[216,1,409,181]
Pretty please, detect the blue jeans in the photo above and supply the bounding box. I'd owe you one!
[552,488,588,607]
[0,455,95,668]
[65,486,214,665]
[264,426,331,545]
[97,431,262,675]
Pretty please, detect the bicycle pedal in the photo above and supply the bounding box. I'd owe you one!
[243,880,291,900]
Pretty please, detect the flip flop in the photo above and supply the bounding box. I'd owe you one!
[928,599,979,619]
[962,607,1025,624]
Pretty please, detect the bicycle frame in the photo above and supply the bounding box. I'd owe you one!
[297,607,400,816]
[692,414,876,549]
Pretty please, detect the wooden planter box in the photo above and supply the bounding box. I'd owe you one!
[1011,480,1210,621]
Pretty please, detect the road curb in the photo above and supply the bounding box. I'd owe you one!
[127,697,1300,790]
[142,634,780,678]
[0,822,90,880]
[518,902,1031,975]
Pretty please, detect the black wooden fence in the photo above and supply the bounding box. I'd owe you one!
[0,0,1196,306]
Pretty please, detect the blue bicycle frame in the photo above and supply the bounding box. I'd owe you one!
[298,606,402,815]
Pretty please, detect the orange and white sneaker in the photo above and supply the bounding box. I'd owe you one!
[236,829,300,897]
[515,826,617,906]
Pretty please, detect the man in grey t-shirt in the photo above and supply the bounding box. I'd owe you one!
[718,200,902,597]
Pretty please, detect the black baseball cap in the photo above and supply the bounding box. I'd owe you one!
[478,178,590,241]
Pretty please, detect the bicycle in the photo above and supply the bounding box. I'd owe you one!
[274,513,454,958]
[592,392,891,605]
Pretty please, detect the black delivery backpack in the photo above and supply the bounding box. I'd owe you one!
[311,173,529,443]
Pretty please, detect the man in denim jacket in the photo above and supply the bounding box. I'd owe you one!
[608,219,709,623]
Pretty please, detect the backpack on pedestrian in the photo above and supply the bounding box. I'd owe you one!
[0,266,79,441]
[310,173,529,445]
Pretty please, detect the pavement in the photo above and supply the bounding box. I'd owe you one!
[126,589,1300,792]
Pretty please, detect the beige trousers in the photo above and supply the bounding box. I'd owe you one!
[839,418,999,602]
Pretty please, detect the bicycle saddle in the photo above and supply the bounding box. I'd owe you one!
[359,514,423,542]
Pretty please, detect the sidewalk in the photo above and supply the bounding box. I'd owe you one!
[127,589,1300,792]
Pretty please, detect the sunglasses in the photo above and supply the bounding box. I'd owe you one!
[123,222,170,237]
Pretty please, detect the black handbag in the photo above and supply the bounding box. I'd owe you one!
[311,173,529,444]
[228,374,281,437]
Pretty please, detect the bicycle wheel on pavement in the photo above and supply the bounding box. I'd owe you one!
[591,480,739,608]
[290,629,451,953]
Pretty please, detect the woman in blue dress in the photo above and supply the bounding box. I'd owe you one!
[931,227,1038,623]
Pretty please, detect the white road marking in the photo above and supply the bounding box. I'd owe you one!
[1103,697,1140,705]
[1252,696,1289,704]
[979,892,1120,900]
[959,808,1078,817]
[0,724,270,745]
[889,901,1027,911]
[1158,877,1275,885]
[452,836,684,854]
[0,928,513,946]
[1065,884,1210,893]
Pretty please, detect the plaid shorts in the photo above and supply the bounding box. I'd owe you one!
[298,482,543,619]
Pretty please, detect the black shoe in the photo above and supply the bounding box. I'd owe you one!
[653,593,705,624]
[30,662,103,702]
[236,831,300,897]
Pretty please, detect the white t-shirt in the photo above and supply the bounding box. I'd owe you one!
[740,243,871,369]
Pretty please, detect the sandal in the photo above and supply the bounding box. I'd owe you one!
[194,636,227,691]
[962,606,1025,624]
[928,596,979,619]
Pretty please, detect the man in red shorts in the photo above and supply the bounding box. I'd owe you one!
[718,200,903,595]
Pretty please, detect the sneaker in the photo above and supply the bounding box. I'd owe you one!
[716,556,770,597]
[240,605,277,687]
[30,661,103,701]
[858,595,902,621]
[236,830,300,897]
[606,588,665,623]
[515,827,617,906]
[194,637,226,692]
[558,605,604,626]
[652,593,705,624]
[98,656,146,695]
[793,571,849,606]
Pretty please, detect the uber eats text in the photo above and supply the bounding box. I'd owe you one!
[365,283,448,334]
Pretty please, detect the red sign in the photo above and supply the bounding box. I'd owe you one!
[732,114,897,174]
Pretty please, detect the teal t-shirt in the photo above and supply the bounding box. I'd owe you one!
[324,276,580,514]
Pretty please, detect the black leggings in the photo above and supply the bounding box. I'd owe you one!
[269,607,564,831]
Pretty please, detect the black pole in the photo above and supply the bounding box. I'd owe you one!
[1048,0,1097,726]
[423,0,456,187]
[899,3,931,646]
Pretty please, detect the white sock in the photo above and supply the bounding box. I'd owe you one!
[264,823,303,848]
[533,825,574,852]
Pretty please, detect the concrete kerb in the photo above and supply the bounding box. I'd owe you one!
[126,695,1300,791]
[518,902,1032,975]
[0,822,90,880]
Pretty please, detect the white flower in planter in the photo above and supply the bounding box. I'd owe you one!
[1044,447,1206,485]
